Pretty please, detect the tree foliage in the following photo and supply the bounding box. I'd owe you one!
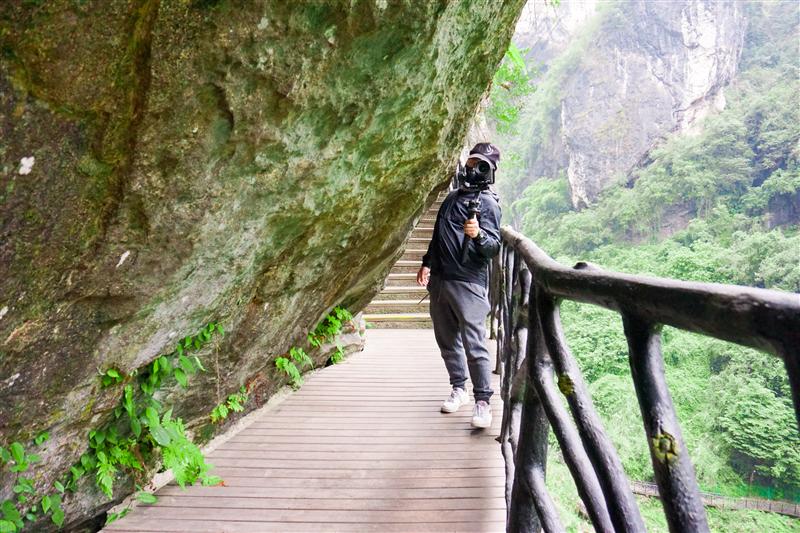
[488,43,536,135]
[506,0,800,504]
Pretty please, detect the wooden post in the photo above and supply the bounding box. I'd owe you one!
[623,313,709,533]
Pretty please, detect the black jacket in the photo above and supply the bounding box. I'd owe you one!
[421,187,502,286]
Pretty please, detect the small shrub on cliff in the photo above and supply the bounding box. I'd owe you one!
[210,386,250,424]
[275,347,313,390]
[308,306,353,348]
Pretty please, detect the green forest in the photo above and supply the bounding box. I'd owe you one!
[491,1,799,531]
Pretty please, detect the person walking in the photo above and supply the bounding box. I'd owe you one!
[416,142,502,429]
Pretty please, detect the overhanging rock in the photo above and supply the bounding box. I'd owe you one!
[0,0,525,528]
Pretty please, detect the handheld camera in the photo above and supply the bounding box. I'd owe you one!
[456,159,495,191]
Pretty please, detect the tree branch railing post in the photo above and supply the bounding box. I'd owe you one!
[492,225,800,533]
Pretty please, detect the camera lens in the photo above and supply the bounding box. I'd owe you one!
[477,161,490,174]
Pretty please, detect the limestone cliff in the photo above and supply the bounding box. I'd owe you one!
[513,0,598,70]
[0,1,525,529]
[514,0,746,208]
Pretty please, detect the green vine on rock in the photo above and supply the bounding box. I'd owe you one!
[274,306,355,390]
[308,305,354,366]
[75,321,225,498]
[0,434,63,531]
[1,321,225,532]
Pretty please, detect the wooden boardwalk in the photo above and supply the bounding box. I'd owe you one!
[104,329,505,533]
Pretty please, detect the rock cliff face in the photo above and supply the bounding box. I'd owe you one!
[513,0,598,69]
[518,0,746,207]
[0,0,524,528]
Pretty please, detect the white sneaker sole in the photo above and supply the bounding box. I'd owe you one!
[441,391,468,413]
[471,416,492,429]
[441,403,462,413]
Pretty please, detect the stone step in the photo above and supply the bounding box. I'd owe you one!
[359,193,447,330]
[384,273,418,286]
[390,261,423,274]
[411,227,434,239]
[364,313,432,329]
[376,285,428,300]
[365,300,428,314]
[401,248,427,261]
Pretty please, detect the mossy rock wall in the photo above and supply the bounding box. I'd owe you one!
[0,0,524,528]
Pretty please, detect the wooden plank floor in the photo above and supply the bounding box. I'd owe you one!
[104,329,506,533]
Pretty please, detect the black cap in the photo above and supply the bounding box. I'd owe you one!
[467,142,500,169]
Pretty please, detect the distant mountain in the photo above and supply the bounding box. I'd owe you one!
[505,0,749,209]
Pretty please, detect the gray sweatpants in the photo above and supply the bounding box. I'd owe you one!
[428,274,494,402]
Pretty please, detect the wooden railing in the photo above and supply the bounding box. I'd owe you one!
[629,480,800,518]
[489,226,800,533]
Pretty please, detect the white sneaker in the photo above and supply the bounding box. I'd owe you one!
[441,387,469,413]
[471,400,492,428]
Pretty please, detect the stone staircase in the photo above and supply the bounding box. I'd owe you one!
[363,191,448,328]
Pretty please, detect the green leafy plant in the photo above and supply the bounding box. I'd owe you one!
[329,343,345,365]
[40,495,64,528]
[12,478,35,502]
[0,321,226,532]
[307,306,353,347]
[488,42,536,134]
[210,386,250,424]
[73,323,224,498]
[0,438,65,531]
[290,347,312,368]
[307,306,354,365]
[99,368,125,388]
[158,409,221,488]
[103,486,155,527]
[104,507,130,526]
[275,357,302,389]
[275,347,313,390]
[4,442,40,473]
[1,501,22,532]
[32,433,49,447]
[135,491,157,504]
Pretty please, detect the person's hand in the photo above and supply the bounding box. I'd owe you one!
[463,218,480,239]
[417,266,430,287]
